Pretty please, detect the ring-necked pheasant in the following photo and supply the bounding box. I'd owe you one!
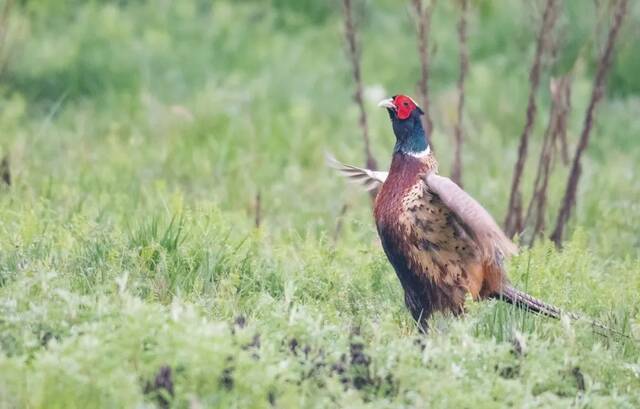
[330,94,566,331]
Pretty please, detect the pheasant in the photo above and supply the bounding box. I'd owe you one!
[330,94,565,331]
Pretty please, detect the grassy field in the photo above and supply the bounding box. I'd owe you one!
[1,1,639,407]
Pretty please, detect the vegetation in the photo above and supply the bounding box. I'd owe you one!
[0,1,639,407]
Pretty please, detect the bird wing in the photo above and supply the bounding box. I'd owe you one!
[325,155,516,261]
[325,153,388,191]
[425,172,518,263]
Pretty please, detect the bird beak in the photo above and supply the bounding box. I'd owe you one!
[377,98,396,110]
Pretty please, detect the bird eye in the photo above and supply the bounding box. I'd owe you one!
[403,102,409,107]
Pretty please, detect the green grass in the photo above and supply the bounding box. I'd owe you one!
[0,1,639,407]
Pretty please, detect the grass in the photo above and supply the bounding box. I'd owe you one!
[0,0,639,407]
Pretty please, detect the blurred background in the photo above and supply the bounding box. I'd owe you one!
[1,1,640,406]
[1,0,640,248]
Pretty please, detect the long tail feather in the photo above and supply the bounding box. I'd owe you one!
[494,285,634,340]
[496,285,561,319]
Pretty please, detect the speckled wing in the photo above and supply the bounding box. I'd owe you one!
[424,173,517,264]
[326,153,388,191]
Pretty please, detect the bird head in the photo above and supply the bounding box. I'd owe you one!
[378,95,428,156]
[377,95,423,121]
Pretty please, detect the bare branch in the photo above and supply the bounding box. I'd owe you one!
[551,0,628,246]
[342,0,378,184]
[524,75,572,246]
[411,0,437,145]
[451,0,468,187]
[0,0,14,79]
[557,123,571,165]
[504,0,558,238]
[332,203,350,245]
[0,154,10,186]
[254,190,261,228]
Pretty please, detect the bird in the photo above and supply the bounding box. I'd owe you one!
[329,94,565,331]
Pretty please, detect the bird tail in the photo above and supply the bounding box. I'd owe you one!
[495,284,562,319]
[494,285,634,340]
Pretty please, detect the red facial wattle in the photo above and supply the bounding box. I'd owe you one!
[393,95,417,120]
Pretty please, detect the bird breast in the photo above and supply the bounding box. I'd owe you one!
[374,157,483,299]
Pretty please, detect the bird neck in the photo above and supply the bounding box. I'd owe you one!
[392,116,430,156]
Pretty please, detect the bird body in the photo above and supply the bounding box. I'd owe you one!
[374,150,496,322]
[330,94,629,338]
[331,95,544,330]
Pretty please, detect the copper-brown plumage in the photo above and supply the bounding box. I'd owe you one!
[373,150,519,324]
[330,150,630,338]
[331,95,562,331]
[329,95,631,338]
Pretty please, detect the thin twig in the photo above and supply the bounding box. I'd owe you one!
[342,0,378,202]
[411,0,437,144]
[0,154,10,186]
[0,0,14,79]
[504,0,558,238]
[451,0,468,187]
[332,203,350,245]
[550,0,628,246]
[524,75,572,246]
[254,190,261,229]
[557,122,571,165]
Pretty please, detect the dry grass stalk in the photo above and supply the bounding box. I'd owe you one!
[0,0,14,78]
[557,119,571,165]
[524,75,572,246]
[411,0,437,145]
[254,190,261,228]
[342,0,378,191]
[451,0,468,187]
[0,154,10,186]
[332,203,350,245]
[550,0,628,246]
[503,0,559,238]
